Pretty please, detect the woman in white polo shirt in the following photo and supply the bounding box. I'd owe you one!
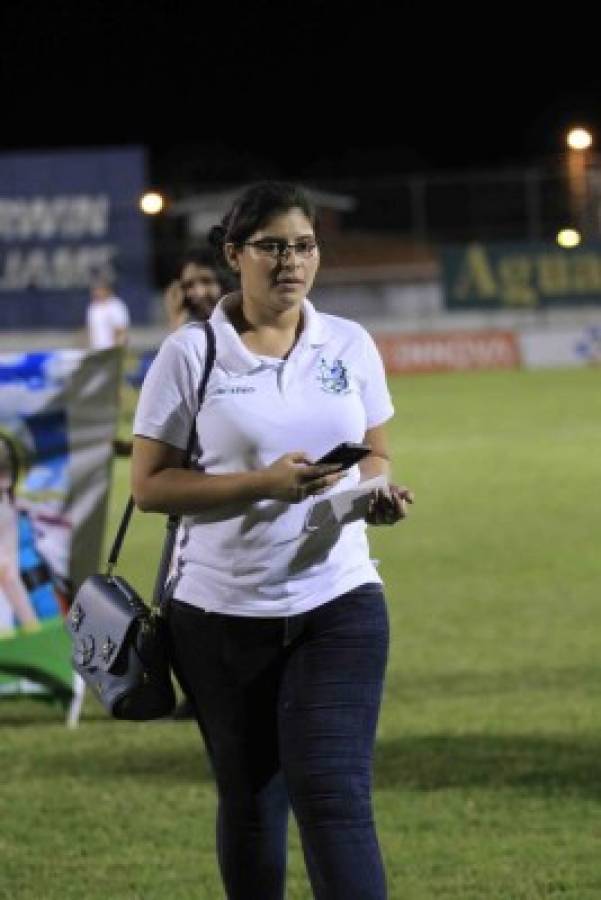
[132,182,413,900]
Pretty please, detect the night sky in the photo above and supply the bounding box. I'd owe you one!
[2,1,600,184]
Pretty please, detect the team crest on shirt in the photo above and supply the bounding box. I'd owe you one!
[317,357,350,394]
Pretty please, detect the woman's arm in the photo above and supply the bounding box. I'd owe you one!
[358,424,392,481]
[359,424,414,526]
[131,436,344,515]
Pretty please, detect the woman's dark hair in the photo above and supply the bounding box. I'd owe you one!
[208,182,317,267]
[176,241,220,279]
[175,240,236,296]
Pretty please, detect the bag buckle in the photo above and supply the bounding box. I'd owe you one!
[101,635,117,664]
[75,635,95,666]
[70,602,85,631]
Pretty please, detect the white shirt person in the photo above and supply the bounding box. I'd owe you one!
[86,277,129,350]
[130,181,414,900]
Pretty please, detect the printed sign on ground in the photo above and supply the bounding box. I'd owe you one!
[0,348,121,705]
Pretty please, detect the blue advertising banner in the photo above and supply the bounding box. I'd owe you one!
[0,147,152,328]
[441,242,601,309]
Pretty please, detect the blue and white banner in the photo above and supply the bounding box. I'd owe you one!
[518,326,601,368]
[0,147,151,328]
[0,347,122,702]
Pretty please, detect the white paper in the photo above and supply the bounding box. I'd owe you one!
[305,475,388,530]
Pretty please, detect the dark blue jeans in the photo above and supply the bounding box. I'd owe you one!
[167,583,389,900]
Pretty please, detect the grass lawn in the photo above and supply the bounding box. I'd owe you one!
[1,366,600,899]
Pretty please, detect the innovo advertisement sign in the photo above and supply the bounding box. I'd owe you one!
[374,331,521,374]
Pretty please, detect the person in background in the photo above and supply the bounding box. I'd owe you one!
[163,242,229,330]
[87,273,130,456]
[86,274,130,350]
[131,181,414,899]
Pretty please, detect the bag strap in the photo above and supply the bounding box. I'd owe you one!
[106,321,217,597]
[106,496,135,573]
[151,321,216,606]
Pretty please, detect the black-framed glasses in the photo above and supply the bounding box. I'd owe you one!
[243,238,319,260]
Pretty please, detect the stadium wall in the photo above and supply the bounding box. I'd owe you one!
[2,278,601,372]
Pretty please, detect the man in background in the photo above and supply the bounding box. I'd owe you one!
[86,275,130,350]
[87,274,130,457]
[163,242,230,329]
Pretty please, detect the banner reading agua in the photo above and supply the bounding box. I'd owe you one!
[0,348,121,705]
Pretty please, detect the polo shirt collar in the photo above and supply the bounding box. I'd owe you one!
[209,293,332,376]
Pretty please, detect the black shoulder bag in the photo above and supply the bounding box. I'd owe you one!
[66,322,216,720]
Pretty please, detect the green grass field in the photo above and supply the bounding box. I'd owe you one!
[1,367,600,899]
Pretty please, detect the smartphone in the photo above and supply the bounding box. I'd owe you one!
[316,442,371,470]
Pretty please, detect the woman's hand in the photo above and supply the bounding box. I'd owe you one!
[366,484,414,526]
[263,452,344,503]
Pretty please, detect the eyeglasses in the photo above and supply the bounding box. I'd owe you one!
[243,238,319,260]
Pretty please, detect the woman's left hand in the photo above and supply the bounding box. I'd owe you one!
[366,484,414,526]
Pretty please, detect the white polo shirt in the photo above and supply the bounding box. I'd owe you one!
[133,297,394,617]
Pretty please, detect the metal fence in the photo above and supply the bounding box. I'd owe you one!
[153,159,601,285]
[310,159,601,244]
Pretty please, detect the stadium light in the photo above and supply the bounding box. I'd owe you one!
[556,227,581,248]
[140,191,165,215]
[565,127,593,237]
[566,127,593,151]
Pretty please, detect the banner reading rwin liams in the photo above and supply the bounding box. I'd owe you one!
[0,146,151,328]
[0,348,121,703]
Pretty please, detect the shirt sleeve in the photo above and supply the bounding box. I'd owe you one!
[357,328,394,429]
[133,330,204,449]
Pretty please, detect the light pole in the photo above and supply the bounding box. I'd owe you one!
[566,126,593,237]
